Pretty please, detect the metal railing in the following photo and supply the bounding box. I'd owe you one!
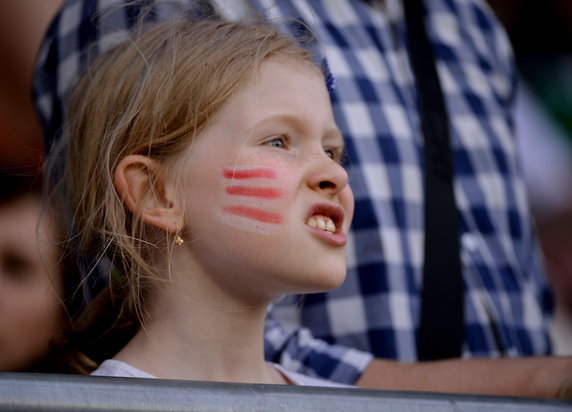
[1,371,570,411]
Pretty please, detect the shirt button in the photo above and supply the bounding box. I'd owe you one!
[461,233,479,252]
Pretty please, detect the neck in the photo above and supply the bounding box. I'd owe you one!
[114,261,284,384]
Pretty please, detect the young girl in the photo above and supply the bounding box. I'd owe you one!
[51,18,353,386]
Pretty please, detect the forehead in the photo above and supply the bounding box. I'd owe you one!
[220,56,329,118]
[0,195,57,252]
[171,54,339,169]
[0,196,42,230]
[258,55,323,86]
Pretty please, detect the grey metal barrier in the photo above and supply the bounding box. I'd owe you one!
[0,371,570,412]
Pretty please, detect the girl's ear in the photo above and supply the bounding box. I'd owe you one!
[113,154,183,233]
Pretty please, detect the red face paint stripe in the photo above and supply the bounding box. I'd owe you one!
[222,168,277,179]
[225,186,282,199]
[223,205,283,224]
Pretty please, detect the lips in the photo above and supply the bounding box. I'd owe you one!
[305,202,347,246]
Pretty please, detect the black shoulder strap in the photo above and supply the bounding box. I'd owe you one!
[403,0,465,360]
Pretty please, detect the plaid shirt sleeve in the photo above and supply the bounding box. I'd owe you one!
[34,0,552,386]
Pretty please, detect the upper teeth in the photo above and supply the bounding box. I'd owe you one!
[306,216,336,233]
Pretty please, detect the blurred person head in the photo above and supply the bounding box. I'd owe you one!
[0,171,73,371]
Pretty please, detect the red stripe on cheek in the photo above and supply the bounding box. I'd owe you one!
[223,168,277,179]
[223,206,283,224]
[225,186,283,199]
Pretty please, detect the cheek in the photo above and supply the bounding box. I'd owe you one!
[214,166,297,235]
[341,186,355,230]
[19,280,64,326]
[0,280,64,345]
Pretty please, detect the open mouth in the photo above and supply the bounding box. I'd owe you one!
[305,203,344,234]
[306,215,336,233]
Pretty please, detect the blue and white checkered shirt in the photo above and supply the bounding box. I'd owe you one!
[34,0,552,385]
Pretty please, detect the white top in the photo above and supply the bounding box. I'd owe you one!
[92,359,352,387]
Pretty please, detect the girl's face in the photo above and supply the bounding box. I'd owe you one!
[0,195,65,371]
[176,57,354,302]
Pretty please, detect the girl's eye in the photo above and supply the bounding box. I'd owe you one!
[265,135,288,149]
[324,147,344,164]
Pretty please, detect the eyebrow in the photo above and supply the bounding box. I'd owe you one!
[255,114,345,146]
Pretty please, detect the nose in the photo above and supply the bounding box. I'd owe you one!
[306,152,349,196]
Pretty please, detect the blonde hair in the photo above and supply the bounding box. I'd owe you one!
[53,18,318,344]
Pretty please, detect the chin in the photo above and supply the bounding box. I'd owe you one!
[300,266,347,294]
